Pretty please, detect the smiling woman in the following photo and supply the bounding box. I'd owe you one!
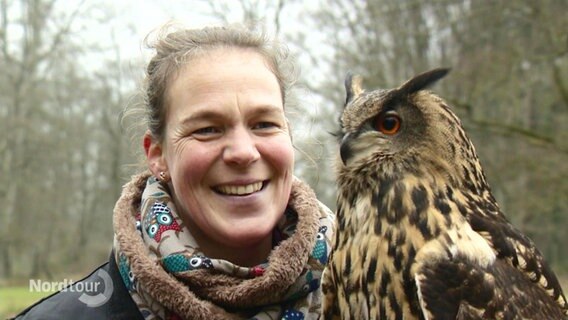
[145,47,296,268]
[13,24,334,320]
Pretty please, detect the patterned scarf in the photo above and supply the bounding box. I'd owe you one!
[113,172,334,320]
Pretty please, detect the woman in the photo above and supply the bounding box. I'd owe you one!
[14,24,334,319]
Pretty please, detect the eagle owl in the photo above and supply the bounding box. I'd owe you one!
[322,68,568,319]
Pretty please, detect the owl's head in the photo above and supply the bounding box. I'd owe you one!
[338,68,487,192]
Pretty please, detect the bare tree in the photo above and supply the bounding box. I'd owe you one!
[0,0,86,278]
[0,0,139,280]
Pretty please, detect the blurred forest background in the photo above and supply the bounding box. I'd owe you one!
[0,0,566,286]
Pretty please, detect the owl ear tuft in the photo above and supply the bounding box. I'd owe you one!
[398,68,450,96]
[345,72,364,106]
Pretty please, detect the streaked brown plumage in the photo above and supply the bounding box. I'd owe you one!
[322,69,568,319]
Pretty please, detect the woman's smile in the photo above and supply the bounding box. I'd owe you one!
[213,180,266,196]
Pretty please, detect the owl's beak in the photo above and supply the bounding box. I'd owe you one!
[340,133,354,165]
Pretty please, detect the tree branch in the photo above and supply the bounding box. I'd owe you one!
[552,63,568,109]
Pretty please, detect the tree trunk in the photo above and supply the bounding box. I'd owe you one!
[1,245,12,279]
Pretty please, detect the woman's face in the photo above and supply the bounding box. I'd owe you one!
[147,48,294,252]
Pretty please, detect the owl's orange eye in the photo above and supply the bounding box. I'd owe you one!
[376,113,401,135]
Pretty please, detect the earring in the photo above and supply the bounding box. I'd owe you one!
[158,171,169,182]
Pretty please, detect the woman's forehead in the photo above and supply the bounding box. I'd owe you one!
[164,50,283,120]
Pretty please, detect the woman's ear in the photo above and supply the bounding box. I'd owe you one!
[143,130,168,177]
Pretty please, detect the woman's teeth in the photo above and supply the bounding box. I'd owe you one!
[216,182,263,195]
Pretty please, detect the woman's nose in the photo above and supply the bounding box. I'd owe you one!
[222,127,260,167]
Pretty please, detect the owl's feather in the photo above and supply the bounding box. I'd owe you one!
[323,69,568,319]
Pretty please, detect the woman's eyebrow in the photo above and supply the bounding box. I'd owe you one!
[179,110,226,125]
[248,104,285,117]
[181,105,284,124]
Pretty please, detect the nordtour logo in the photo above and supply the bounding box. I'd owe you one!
[29,268,114,307]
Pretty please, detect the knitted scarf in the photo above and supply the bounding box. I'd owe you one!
[113,171,334,320]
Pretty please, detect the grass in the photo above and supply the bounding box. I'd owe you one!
[0,286,56,319]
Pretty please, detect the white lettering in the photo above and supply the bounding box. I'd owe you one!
[29,275,111,308]
[41,282,51,292]
[29,279,77,293]
[29,279,41,292]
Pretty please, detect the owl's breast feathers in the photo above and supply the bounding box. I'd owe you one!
[327,169,568,319]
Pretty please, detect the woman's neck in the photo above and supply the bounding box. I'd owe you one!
[185,221,274,267]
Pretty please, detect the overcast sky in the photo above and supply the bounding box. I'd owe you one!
[97,1,306,62]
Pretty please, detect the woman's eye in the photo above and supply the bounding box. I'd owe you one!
[253,122,278,130]
[193,127,221,135]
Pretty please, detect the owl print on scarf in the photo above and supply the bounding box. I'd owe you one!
[143,201,182,242]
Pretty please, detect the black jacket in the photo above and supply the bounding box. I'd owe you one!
[12,253,143,320]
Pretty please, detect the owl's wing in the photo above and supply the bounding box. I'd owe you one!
[415,248,568,319]
[467,209,568,315]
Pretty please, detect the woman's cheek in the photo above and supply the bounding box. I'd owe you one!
[264,136,295,172]
[171,144,215,184]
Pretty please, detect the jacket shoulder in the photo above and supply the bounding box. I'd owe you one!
[12,254,143,320]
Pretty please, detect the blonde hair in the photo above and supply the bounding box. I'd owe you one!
[143,24,297,142]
